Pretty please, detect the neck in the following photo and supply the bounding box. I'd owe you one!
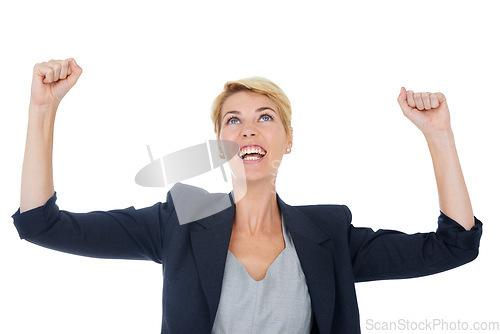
[230,176,281,236]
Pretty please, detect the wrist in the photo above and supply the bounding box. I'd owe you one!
[28,103,58,118]
[28,104,58,131]
[423,128,454,144]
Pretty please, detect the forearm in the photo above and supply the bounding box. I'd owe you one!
[20,104,57,213]
[424,128,474,230]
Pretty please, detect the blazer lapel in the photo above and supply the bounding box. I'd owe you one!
[276,194,336,334]
[189,190,336,334]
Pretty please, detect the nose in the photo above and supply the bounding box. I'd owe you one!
[242,123,257,137]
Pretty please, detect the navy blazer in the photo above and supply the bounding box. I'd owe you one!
[12,182,483,334]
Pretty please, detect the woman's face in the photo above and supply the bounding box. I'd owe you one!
[219,90,292,183]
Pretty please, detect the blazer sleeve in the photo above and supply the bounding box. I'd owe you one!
[343,205,483,282]
[11,191,175,263]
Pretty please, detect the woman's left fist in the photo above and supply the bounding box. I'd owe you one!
[397,87,451,136]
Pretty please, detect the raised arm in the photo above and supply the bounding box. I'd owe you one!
[397,87,475,230]
[20,58,82,213]
[14,59,168,263]
[345,88,483,282]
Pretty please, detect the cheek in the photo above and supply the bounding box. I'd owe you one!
[219,123,227,136]
[219,127,230,139]
[220,123,240,135]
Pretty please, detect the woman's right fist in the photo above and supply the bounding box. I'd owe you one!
[30,58,83,108]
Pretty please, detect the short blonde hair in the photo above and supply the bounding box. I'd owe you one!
[211,76,292,143]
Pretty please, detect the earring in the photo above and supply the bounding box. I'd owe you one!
[219,152,226,159]
[286,148,291,153]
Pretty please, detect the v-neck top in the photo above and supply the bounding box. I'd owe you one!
[211,213,313,333]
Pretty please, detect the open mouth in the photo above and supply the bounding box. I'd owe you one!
[238,145,267,161]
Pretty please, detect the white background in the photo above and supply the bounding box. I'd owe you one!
[1,0,498,333]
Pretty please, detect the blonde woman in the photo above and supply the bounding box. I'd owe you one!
[13,58,483,334]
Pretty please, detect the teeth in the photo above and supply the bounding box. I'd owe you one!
[244,155,262,161]
[239,146,266,159]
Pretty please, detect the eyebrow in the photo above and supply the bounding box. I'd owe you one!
[223,107,276,119]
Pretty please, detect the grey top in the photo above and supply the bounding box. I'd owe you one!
[211,213,313,333]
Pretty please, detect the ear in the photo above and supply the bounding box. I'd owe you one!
[286,127,293,152]
[216,138,222,152]
[217,138,226,157]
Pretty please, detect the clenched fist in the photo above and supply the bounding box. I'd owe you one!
[30,58,83,109]
[397,87,451,136]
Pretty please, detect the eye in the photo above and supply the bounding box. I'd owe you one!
[260,113,274,121]
[227,117,239,124]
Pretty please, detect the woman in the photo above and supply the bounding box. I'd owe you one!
[12,58,483,334]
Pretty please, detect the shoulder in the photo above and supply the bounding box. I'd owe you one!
[288,202,352,235]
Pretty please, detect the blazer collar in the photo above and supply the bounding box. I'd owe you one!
[188,188,336,334]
